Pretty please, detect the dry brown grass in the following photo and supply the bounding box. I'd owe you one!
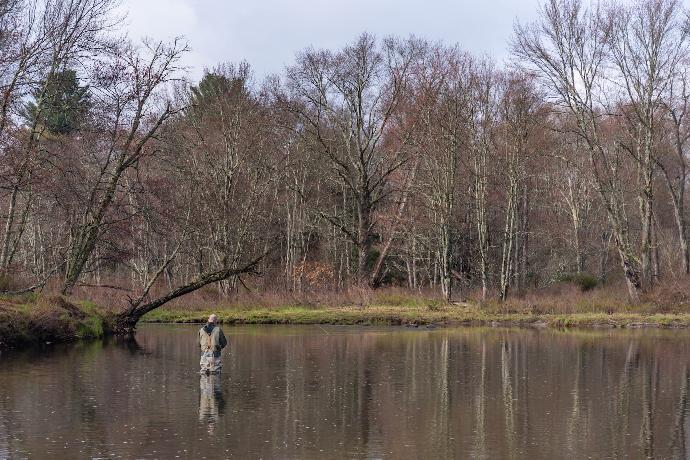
[644,278,690,313]
[32,274,690,316]
[482,284,637,315]
[143,285,436,312]
[477,278,690,315]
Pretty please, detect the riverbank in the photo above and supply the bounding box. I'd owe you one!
[0,296,105,348]
[141,304,690,329]
[5,297,690,349]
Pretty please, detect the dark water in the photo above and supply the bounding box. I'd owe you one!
[1,325,690,459]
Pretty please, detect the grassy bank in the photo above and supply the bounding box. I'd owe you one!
[142,304,690,329]
[0,295,106,348]
[5,289,690,350]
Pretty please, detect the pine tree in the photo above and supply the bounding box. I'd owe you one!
[24,69,90,135]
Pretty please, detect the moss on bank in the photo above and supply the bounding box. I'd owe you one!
[142,304,690,329]
[0,296,106,348]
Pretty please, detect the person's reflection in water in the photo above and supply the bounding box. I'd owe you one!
[199,373,225,433]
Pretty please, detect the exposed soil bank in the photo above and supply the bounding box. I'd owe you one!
[142,305,690,330]
[0,296,105,349]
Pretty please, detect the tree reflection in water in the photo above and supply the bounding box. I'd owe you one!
[113,334,145,354]
[2,326,690,459]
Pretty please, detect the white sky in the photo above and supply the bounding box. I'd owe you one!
[119,0,543,82]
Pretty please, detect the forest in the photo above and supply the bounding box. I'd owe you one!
[2,0,690,327]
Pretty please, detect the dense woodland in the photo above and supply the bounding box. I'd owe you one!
[1,0,690,323]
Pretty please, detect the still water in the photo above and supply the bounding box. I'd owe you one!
[1,324,690,459]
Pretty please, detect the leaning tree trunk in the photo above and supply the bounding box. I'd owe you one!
[62,165,122,295]
[370,156,420,289]
[660,161,689,275]
[585,137,643,302]
[617,243,642,303]
[110,253,267,334]
[668,111,690,275]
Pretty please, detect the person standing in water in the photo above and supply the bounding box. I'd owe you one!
[199,314,227,374]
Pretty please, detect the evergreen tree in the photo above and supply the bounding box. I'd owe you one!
[188,64,251,117]
[191,72,232,105]
[24,69,90,135]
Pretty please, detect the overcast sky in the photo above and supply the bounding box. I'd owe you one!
[120,0,543,82]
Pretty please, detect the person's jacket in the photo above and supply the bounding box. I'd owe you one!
[199,324,227,357]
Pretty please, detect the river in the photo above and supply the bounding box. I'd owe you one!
[1,324,689,459]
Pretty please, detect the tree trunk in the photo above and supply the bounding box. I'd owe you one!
[440,222,452,302]
[618,244,642,303]
[0,184,19,270]
[599,232,612,283]
[357,199,374,287]
[112,253,267,333]
[62,167,122,294]
[519,185,530,288]
[474,144,489,302]
[661,163,689,275]
[370,157,420,288]
[639,174,654,288]
[500,179,517,302]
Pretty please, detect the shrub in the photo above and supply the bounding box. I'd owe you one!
[556,272,599,291]
[645,279,690,313]
[0,274,19,293]
[426,302,445,312]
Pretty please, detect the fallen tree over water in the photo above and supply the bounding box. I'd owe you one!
[109,253,268,334]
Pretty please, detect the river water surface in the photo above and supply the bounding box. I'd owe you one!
[1,324,690,459]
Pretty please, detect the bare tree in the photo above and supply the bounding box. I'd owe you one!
[658,59,690,274]
[552,132,596,274]
[470,62,497,301]
[414,46,476,301]
[0,0,119,281]
[608,0,689,286]
[109,64,282,331]
[61,37,188,294]
[497,74,541,301]
[285,33,420,287]
[513,0,644,300]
